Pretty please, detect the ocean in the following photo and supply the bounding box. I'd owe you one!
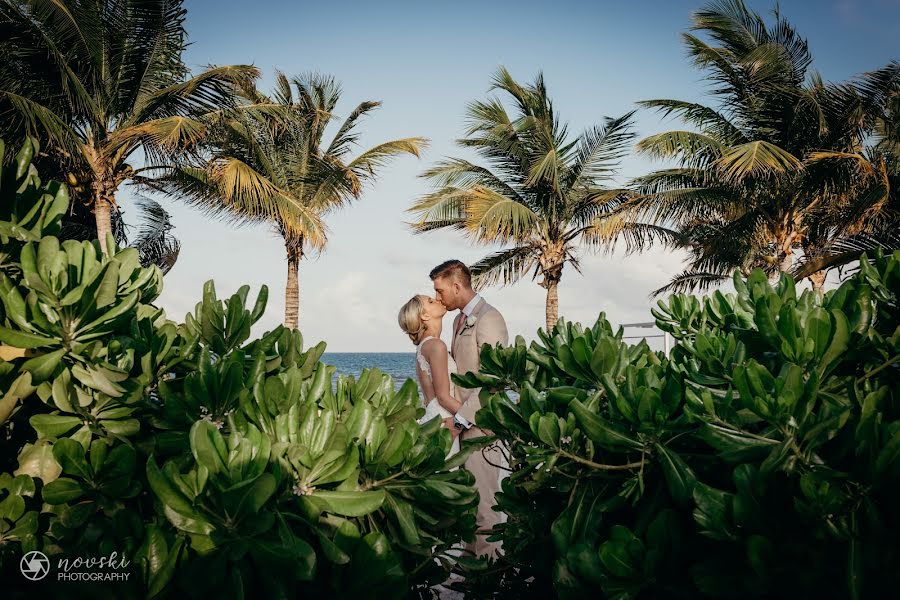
[322,352,520,401]
[322,353,417,389]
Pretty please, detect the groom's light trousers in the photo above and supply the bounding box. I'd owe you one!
[450,298,510,557]
[462,426,508,558]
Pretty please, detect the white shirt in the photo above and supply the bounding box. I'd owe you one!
[461,293,482,317]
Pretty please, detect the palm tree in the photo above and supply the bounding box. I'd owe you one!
[627,0,899,294]
[794,84,900,278]
[0,0,258,255]
[152,73,426,329]
[408,68,662,330]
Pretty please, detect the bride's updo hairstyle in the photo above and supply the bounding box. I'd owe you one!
[398,295,427,345]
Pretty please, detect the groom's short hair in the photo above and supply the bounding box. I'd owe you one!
[430,259,472,287]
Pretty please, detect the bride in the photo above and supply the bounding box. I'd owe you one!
[398,295,462,456]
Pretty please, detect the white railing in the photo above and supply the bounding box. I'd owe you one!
[620,321,672,357]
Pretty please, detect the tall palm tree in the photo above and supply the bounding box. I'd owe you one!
[152,73,426,329]
[0,0,258,254]
[408,68,662,330]
[628,0,900,294]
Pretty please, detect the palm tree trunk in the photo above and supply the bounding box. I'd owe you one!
[809,270,827,294]
[780,251,793,272]
[545,279,559,331]
[284,243,302,329]
[95,193,113,256]
[778,229,798,273]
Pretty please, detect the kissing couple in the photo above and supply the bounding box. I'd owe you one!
[397,259,508,558]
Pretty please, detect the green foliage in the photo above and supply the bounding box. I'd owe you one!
[0,137,68,247]
[0,140,475,598]
[458,253,900,598]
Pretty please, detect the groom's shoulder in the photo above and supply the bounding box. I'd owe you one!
[477,300,506,321]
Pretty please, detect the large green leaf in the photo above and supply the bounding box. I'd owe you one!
[42,477,84,504]
[655,443,696,507]
[311,489,386,517]
[190,420,229,475]
[29,414,82,438]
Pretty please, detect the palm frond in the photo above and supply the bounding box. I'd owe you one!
[126,1,190,114]
[565,111,637,189]
[421,158,526,203]
[470,246,536,290]
[0,0,99,118]
[110,116,208,157]
[567,188,633,228]
[525,147,562,190]
[793,228,900,278]
[651,269,731,297]
[489,66,535,120]
[292,72,341,115]
[130,64,260,125]
[714,140,802,182]
[0,90,83,155]
[580,217,685,254]
[347,137,427,177]
[465,188,540,244]
[637,130,725,168]
[325,100,381,158]
[406,188,470,233]
[637,99,744,143]
[129,196,181,274]
[806,151,876,177]
[681,33,742,98]
[272,71,294,105]
[151,160,327,248]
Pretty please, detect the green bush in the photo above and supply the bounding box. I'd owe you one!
[458,256,900,598]
[0,139,476,598]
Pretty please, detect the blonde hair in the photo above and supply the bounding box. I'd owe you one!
[398,295,428,345]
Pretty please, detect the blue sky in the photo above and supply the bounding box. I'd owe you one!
[143,0,900,351]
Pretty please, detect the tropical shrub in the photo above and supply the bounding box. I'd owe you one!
[457,252,900,598]
[0,138,476,598]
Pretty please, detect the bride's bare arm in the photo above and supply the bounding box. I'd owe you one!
[422,340,463,414]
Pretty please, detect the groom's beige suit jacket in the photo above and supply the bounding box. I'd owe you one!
[450,296,508,557]
[450,297,508,426]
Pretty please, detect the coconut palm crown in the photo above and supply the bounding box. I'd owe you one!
[0,0,259,254]
[152,72,427,328]
[629,0,900,294]
[409,67,664,330]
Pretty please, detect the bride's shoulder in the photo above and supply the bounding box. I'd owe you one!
[419,337,447,355]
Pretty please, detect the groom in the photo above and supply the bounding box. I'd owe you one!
[430,259,508,558]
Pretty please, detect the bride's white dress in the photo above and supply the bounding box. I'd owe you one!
[416,336,461,457]
[417,336,465,599]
